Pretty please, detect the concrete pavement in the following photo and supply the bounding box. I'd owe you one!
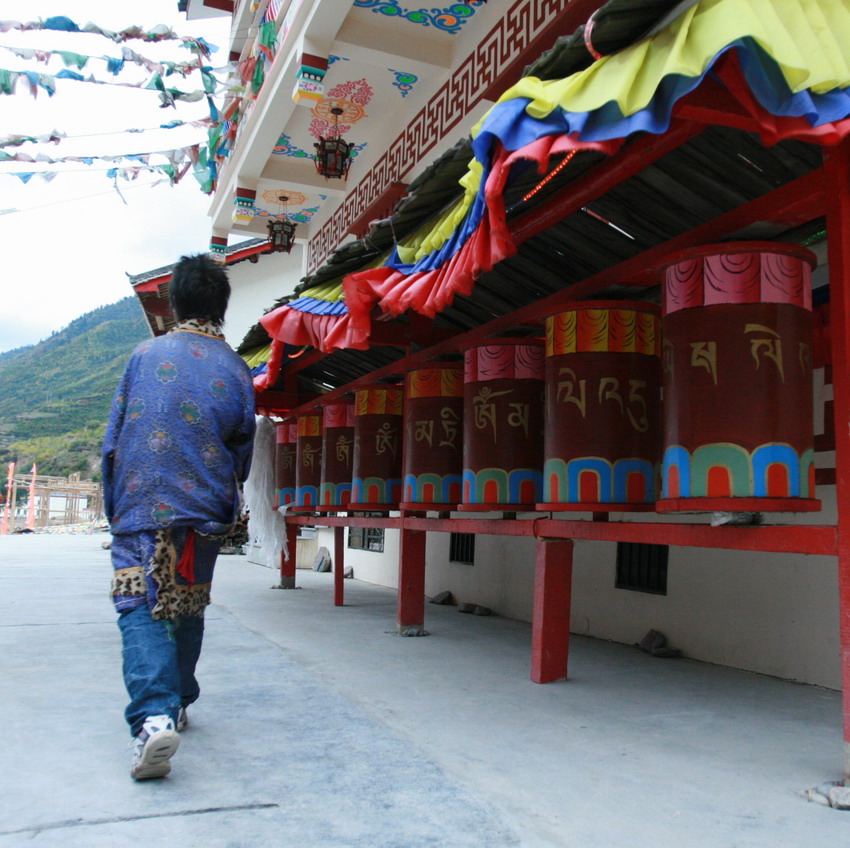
[1,533,848,847]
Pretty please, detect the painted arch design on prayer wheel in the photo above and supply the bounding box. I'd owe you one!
[541,302,662,510]
[658,242,820,513]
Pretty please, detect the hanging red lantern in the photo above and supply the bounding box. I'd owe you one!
[266,194,297,253]
[314,107,354,180]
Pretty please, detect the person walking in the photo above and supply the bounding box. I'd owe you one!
[102,254,256,780]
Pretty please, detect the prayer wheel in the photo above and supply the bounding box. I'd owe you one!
[319,402,355,507]
[657,242,818,512]
[402,363,464,507]
[295,412,323,508]
[351,384,404,508]
[540,302,662,510]
[274,421,297,508]
[461,339,545,509]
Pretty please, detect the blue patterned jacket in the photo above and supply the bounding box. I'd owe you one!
[102,323,256,536]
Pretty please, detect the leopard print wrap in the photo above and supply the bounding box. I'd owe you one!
[149,529,212,620]
[111,566,145,599]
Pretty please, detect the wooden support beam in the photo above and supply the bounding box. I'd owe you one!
[284,513,837,556]
[511,120,706,247]
[531,538,573,683]
[397,527,428,636]
[334,525,345,606]
[823,139,850,783]
[279,525,298,588]
[672,74,764,134]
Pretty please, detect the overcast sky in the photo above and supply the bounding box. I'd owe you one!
[0,1,238,353]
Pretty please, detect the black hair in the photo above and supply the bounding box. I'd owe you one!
[169,253,231,324]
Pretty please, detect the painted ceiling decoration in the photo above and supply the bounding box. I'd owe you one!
[352,0,484,34]
[254,203,322,223]
[262,188,307,205]
[272,133,311,157]
[309,80,373,139]
[388,69,418,97]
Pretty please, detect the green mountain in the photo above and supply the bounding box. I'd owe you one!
[0,297,150,480]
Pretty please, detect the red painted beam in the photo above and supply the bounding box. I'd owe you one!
[279,525,298,588]
[823,140,850,780]
[285,513,404,529]
[334,525,345,606]
[254,389,315,413]
[397,528,427,635]
[133,274,170,293]
[511,120,705,245]
[283,513,837,556]
[202,0,234,11]
[672,74,764,134]
[531,539,573,683]
[533,520,837,556]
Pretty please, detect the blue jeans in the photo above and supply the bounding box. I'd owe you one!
[118,606,205,737]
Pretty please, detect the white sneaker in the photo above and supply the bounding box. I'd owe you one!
[177,707,188,733]
[131,715,180,780]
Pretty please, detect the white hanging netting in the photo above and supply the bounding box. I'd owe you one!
[243,415,285,568]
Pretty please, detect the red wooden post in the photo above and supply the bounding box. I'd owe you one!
[397,527,427,636]
[531,538,573,683]
[279,524,298,589]
[824,139,850,784]
[334,525,345,607]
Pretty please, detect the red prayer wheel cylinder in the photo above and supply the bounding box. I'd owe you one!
[274,421,297,508]
[658,242,818,512]
[320,402,355,507]
[351,385,404,508]
[403,364,464,506]
[541,302,662,509]
[461,339,545,509]
[295,413,323,508]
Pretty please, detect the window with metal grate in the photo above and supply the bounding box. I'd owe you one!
[348,527,385,552]
[615,542,668,595]
[449,532,475,565]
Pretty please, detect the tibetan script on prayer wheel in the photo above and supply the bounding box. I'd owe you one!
[541,302,662,510]
[274,421,297,508]
[403,364,464,507]
[657,242,819,512]
[295,413,323,508]
[320,402,355,507]
[461,340,545,509]
[351,385,404,508]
